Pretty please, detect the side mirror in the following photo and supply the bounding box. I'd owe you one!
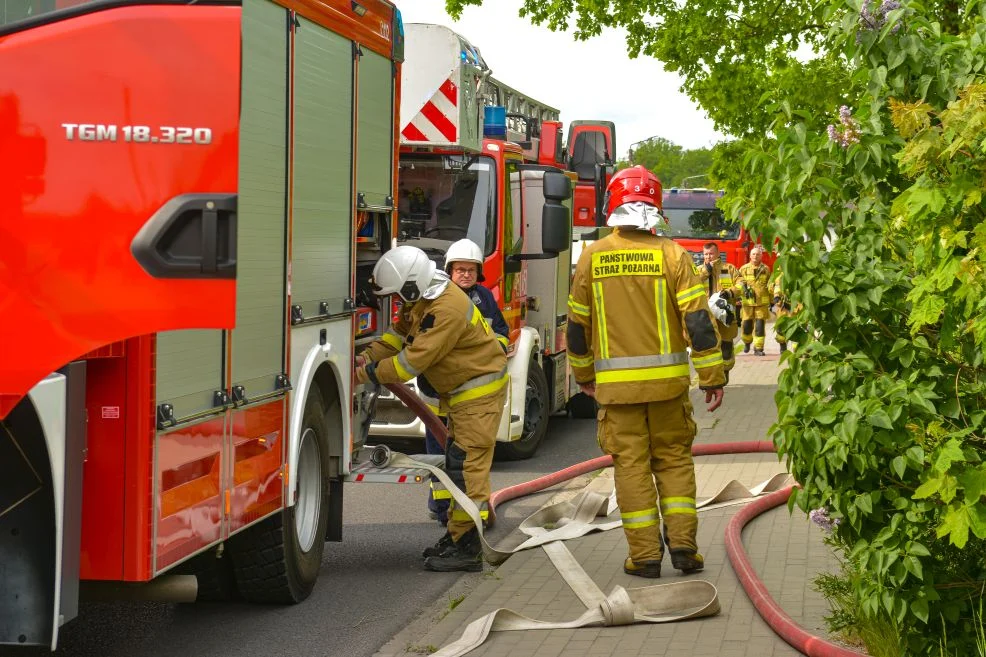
[504,257,523,274]
[541,203,570,255]
[594,164,609,227]
[542,170,571,201]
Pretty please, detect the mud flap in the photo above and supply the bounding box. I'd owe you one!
[0,366,86,649]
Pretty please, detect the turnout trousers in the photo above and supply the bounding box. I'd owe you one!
[740,304,771,350]
[445,386,507,542]
[596,392,699,563]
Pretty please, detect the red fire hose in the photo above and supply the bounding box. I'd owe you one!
[386,383,864,657]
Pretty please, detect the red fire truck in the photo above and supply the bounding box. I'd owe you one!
[661,187,777,270]
[0,0,460,649]
[367,23,596,460]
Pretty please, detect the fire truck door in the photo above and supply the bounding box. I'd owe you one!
[0,6,240,411]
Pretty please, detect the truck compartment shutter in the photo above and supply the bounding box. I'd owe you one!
[231,0,289,400]
[356,49,394,211]
[290,16,353,321]
[156,330,225,422]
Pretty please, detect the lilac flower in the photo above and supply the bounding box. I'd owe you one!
[857,0,904,35]
[827,106,861,148]
[810,507,839,532]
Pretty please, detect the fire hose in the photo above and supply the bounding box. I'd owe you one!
[383,383,864,657]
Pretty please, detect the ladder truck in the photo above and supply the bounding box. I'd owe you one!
[367,23,597,461]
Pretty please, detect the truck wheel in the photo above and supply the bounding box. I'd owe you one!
[229,387,331,603]
[567,392,598,419]
[497,360,549,461]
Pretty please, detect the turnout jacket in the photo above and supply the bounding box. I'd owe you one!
[357,282,507,408]
[700,260,742,299]
[738,261,772,307]
[567,228,725,406]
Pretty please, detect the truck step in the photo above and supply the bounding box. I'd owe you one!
[345,453,444,484]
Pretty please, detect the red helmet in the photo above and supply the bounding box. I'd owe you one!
[605,166,662,216]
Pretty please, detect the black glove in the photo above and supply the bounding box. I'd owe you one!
[743,286,755,301]
[705,262,714,276]
[772,296,781,306]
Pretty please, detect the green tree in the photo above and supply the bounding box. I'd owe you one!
[621,137,714,188]
[447,1,986,654]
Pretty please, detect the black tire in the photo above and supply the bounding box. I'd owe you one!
[175,548,238,602]
[497,360,549,461]
[567,392,598,419]
[228,387,332,603]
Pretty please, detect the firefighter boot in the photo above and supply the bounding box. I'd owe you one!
[422,531,454,558]
[743,343,751,353]
[424,528,483,572]
[754,348,765,356]
[623,557,662,579]
[670,549,705,574]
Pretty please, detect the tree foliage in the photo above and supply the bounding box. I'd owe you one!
[447,0,986,653]
[619,137,714,188]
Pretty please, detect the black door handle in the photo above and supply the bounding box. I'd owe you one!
[131,193,237,279]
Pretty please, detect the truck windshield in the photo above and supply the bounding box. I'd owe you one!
[2,0,96,28]
[663,207,740,240]
[396,154,497,258]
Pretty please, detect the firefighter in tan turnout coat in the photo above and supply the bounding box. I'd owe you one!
[356,246,507,573]
[738,244,772,355]
[700,242,742,383]
[567,166,726,579]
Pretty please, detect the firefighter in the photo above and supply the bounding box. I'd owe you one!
[567,166,726,579]
[738,245,772,356]
[356,246,508,572]
[699,242,742,383]
[420,239,509,527]
[771,267,790,353]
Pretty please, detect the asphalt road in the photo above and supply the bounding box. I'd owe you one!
[7,413,601,657]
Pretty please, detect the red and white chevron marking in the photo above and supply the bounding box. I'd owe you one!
[402,78,458,143]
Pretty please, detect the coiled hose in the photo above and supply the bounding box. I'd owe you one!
[385,383,863,657]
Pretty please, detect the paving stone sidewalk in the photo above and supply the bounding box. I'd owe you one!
[376,327,844,657]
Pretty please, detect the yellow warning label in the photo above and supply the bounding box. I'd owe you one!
[591,249,664,278]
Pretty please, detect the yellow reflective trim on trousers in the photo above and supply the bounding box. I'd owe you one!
[691,352,724,369]
[497,334,509,348]
[568,295,591,317]
[596,364,691,384]
[621,507,659,529]
[569,353,593,368]
[660,497,696,515]
[392,354,414,381]
[676,284,706,305]
[655,279,670,355]
[592,281,609,358]
[449,372,508,406]
[450,506,489,520]
[382,330,403,350]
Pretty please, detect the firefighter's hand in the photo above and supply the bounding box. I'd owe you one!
[704,386,724,412]
[355,354,367,368]
[743,286,755,301]
[579,382,596,398]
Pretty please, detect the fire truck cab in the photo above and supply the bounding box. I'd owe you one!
[367,23,589,460]
[662,187,763,270]
[0,0,457,649]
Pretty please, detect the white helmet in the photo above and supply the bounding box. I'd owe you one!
[444,239,485,282]
[370,246,437,303]
[708,291,735,325]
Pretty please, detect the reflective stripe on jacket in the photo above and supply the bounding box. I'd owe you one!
[566,228,725,405]
[358,284,507,407]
